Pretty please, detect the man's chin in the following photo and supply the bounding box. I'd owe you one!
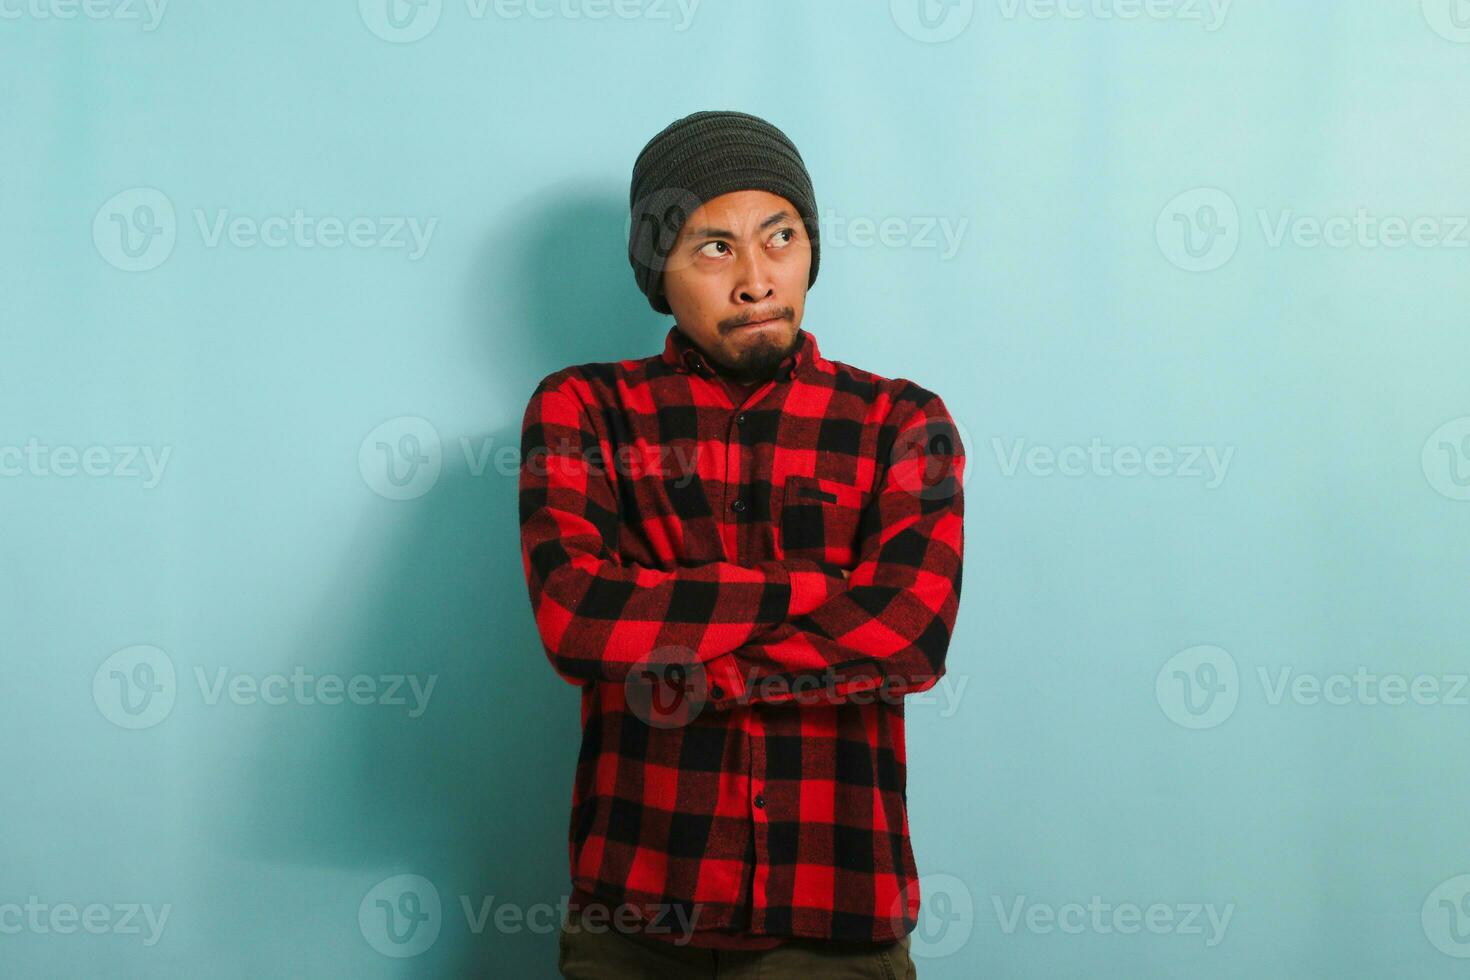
[720,329,799,381]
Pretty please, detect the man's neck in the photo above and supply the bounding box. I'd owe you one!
[712,363,776,388]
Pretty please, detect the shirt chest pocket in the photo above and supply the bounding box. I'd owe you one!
[776,476,867,568]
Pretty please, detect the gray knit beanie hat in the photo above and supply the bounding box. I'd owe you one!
[628,110,820,315]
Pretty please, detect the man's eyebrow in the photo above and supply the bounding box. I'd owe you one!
[680,210,795,242]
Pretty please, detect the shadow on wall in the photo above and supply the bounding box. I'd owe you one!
[199,186,667,978]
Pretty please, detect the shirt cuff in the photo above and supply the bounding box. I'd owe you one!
[783,560,847,619]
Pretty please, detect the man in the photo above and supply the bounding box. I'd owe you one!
[518,109,964,978]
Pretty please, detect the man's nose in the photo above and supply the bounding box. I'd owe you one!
[732,249,775,303]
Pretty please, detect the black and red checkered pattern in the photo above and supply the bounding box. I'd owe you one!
[518,325,964,944]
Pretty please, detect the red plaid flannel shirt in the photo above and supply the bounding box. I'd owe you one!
[519,326,964,945]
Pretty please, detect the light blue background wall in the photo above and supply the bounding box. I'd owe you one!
[4,1,1470,977]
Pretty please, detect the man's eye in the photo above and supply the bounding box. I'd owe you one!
[771,228,795,247]
[698,241,729,258]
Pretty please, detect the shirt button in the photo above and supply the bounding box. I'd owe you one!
[731,499,747,514]
[710,684,724,699]
[735,413,747,426]
[754,794,765,809]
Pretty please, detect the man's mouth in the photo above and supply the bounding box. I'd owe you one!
[731,316,784,331]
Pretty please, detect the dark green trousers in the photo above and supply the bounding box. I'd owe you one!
[558,906,917,979]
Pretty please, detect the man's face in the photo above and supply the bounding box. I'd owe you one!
[659,189,811,384]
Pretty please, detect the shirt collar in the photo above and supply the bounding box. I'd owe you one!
[660,325,821,383]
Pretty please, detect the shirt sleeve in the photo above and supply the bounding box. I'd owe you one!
[519,379,846,687]
[699,392,965,710]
